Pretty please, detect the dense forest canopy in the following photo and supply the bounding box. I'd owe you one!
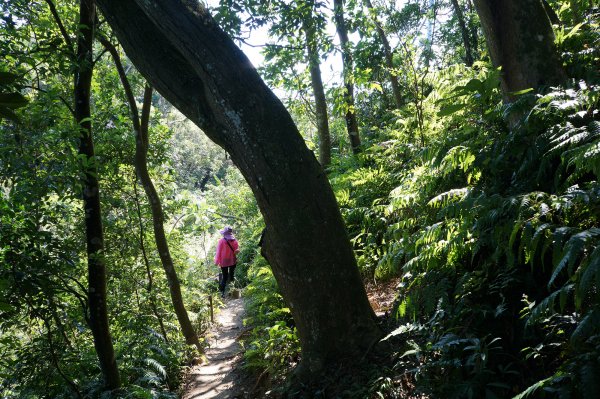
[1,0,599,398]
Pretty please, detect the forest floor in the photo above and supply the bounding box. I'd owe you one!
[183,295,252,399]
[182,279,400,399]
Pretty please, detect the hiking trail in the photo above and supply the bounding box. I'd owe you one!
[183,296,250,399]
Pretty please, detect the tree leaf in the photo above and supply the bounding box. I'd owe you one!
[438,103,466,116]
[509,88,534,96]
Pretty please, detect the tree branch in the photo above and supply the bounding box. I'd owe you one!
[93,47,109,65]
[43,0,75,56]
[140,84,153,148]
[23,84,75,117]
[236,37,303,51]
[97,34,141,131]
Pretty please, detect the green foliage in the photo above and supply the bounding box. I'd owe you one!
[0,2,213,396]
[242,257,300,385]
[0,70,28,122]
[2,0,599,397]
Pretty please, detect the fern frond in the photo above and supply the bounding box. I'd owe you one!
[511,374,560,399]
[548,227,600,288]
[577,245,600,305]
[570,307,600,344]
[526,284,574,326]
[148,344,168,360]
[580,357,600,399]
[143,358,168,381]
[527,223,552,267]
[146,327,167,343]
[438,146,476,175]
[428,188,471,209]
[550,228,600,288]
[548,125,591,153]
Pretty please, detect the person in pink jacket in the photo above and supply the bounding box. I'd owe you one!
[214,226,240,297]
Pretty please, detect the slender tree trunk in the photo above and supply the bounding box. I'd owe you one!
[100,37,201,350]
[450,0,475,66]
[133,176,169,343]
[304,18,331,167]
[136,86,202,351]
[74,0,120,389]
[334,0,361,154]
[473,0,566,102]
[466,0,479,56]
[96,0,381,377]
[364,0,403,109]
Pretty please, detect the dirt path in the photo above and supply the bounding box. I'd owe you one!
[183,297,249,399]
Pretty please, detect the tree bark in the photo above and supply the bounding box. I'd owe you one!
[364,0,404,109]
[74,0,120,389]
[473,0,566,102]
[450,0,475,66]
[334,0,361,154]
[95,0,381,377]
[100,37,201,350]
[303,17,332,167]
[133,177,169,343]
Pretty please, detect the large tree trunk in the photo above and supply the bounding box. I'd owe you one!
[450,0,475,66]
[304,17,332,167]
[74,0,120,389]
[95,0,381,376]
[334,0,361,154]
[364,0,404,109]
[100,37,202,351]
[473,0,565,102]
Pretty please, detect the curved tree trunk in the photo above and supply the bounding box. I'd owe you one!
[136,86,202,351]
[100,37,202,351]
[138,88,202,350]
[95,0,381,377]
[334,0,361,154]
[473,0,565,102]
[304,17,332,167]
[74,0,120,389]
[364,0,403,109]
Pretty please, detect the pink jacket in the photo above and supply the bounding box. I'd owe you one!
[214,238,239,267]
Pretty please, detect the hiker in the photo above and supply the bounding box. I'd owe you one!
[214,226,239,298]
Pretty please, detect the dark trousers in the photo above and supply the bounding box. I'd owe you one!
[219,264,236,293]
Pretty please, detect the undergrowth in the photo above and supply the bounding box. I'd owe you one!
[329,65,599,399]
[199,5,600,398]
